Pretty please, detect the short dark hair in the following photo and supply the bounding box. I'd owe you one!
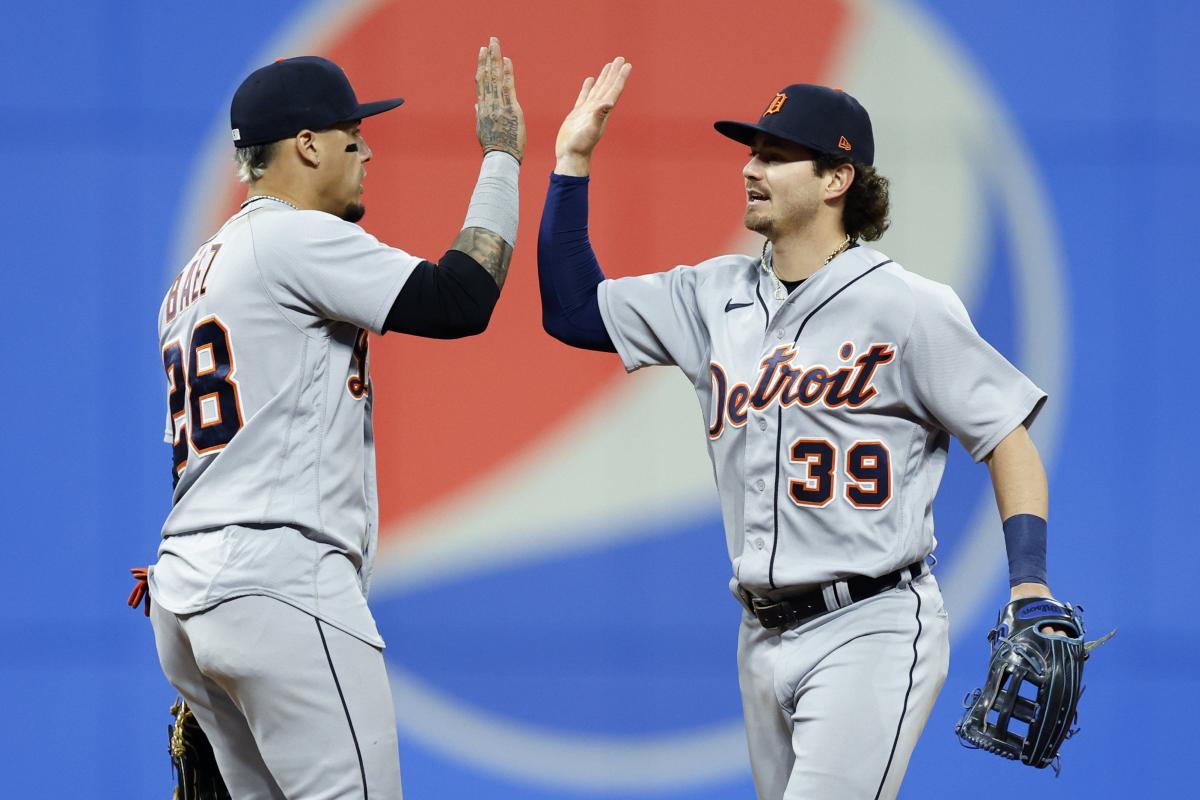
[812,153,891,241]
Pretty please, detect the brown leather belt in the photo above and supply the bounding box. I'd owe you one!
[737,559,929,631]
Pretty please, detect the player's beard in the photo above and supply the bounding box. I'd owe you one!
[743,205,775,238]
[744,194,820,241]
[341,202,366,224]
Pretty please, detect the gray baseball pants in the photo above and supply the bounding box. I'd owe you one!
[737,572,950,799]
[150,594,402,799]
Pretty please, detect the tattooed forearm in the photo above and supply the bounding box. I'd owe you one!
[462,37,520,283]
[452,227,513,289]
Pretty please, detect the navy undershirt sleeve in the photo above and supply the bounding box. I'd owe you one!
[537,173,617,352]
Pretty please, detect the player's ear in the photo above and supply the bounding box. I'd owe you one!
[294,130,321,168]
[824,162,855,202]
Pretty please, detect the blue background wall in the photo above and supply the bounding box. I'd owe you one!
[1,1,1193,797]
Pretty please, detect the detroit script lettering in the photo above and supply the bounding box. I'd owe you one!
[708,342,896,438]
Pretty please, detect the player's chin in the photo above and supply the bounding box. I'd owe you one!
[341,202,366,224]
[743,208,772,236]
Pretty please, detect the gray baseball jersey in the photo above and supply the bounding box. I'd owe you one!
[597,243,1046,593]
[150,197,421,645]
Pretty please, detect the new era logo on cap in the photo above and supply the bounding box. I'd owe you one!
[838,135,851,151]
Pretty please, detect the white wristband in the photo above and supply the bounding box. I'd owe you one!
[462,150,520,247]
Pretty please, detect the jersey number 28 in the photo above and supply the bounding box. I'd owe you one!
[162,316,245,483]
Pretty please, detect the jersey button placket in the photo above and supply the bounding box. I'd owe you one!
[739,389,776,582]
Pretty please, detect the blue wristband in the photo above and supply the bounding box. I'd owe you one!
[1002,513,1048,587]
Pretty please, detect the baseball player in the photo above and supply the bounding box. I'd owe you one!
[147,41,523,799]
[538,60,1059,799]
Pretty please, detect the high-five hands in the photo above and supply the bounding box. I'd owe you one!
[555,57,634,176]
[476,37,525,163]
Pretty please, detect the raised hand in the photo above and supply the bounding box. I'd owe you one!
[554,57,634,176]
[475,37,525,162]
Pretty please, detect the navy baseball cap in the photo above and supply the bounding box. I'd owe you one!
[230,56,405,147]
[714,84,874,165]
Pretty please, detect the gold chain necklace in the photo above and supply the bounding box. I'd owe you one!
[762,234,853,299]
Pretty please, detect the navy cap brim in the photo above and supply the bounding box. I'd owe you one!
[351,97,405,122]
[713,120,825,154]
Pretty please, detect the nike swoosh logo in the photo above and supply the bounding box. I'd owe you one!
[725,300,754,313]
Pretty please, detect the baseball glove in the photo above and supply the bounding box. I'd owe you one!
[955,596,1114,773]
[168,697,231,800]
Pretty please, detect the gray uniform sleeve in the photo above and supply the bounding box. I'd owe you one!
[902,283,1047,462]
[596,265,708,381]
[253,211,422,334]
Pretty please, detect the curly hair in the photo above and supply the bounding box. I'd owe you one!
[812,153,891,241]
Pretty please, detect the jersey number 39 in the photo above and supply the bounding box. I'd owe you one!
[162,316,245,484]
[789,439,891,509]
